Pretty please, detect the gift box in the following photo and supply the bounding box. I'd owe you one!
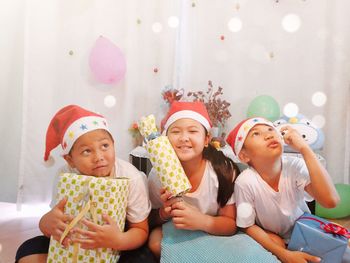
[138,115,191,197]
[288,212,350,263]
[47,173,129,263]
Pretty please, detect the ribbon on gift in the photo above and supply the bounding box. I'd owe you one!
[59,178,102,263]
[300,216,350,239]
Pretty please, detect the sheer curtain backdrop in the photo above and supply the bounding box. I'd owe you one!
[0,0,349,207]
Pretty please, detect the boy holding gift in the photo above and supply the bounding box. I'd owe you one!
[16,105,152,263]
[226,117,340,263]
[147,101,240,259]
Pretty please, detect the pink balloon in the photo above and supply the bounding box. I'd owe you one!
[89,36,126,85]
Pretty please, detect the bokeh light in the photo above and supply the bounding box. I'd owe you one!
[104,95,116,108]
[228,17,242,32]
[283,102,299,117]
[168,16,179,28]
[312,115,326,128]
[152,22,163,33]
[237,203,253,219]
[282,14,301,33]
[312,91,327,107]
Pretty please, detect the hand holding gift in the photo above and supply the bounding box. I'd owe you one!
[138,114,191,197]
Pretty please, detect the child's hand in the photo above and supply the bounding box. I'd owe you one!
[282,250,321,263]
[280,126,308,152]
[159,188,181,221]
[71,214,121,249]
[39,197,74,247]
[170,201,206,231]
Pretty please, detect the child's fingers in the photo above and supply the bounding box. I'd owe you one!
[164,206,172,213]
[55,197,68,211]
[171,201,185,210]
[72,237,95,249]
[82,218,99,229]
[72,227,95,239]
[102,213,114,225]
[303,253,321,263]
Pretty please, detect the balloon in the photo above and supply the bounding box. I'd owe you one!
[315,184,350,219]
[247,95,280,122]
[89,36,126,85]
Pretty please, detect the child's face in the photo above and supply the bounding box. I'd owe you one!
[239,124,283,163]
[64,129,115,177]
[167,118,209,163]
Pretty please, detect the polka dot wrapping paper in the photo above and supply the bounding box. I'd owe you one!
[138,115,191,197]
[47,173,129,263]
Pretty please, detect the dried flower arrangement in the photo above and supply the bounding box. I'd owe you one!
[187,80,231,129]
[162,85,184,105]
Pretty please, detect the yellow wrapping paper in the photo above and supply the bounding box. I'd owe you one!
[138,115,191,196]
[47,173,129,263]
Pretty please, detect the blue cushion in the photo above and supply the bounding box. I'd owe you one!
[161,221,280,263]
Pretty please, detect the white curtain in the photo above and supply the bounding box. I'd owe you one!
[0,0,349,206]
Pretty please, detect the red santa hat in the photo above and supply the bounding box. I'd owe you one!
[161,101,212,132]
[44,105,110,161]
[226,117,276,159]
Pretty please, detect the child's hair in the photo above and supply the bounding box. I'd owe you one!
[203,141,239,207]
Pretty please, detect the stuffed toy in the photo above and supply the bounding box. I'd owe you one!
[273,114,324,153]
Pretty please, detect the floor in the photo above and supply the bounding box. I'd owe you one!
[0,202,349,263]
[0,202,49,263]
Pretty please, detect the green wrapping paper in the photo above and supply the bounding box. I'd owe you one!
[138,115,191,197]
[47,173,129,263]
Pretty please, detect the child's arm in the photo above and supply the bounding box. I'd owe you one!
[170,201,237,235]
[245,224,321,263]
[281,126,339,208]
[72,216,149,251]
[39,197,73,246]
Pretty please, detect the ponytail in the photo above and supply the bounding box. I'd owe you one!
[203,143,239,207]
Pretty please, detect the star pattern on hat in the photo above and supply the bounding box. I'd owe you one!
[93,120,98,125]
[68,131,74,139]
[80,124,88,130]
[244,125,251,131]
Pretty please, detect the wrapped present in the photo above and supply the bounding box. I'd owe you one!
[47,173,129,263]
[138,115,191,197]
[288,212,350,263]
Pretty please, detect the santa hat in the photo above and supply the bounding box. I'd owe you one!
[226,117,276,159]
[44,105,110,161]
[161,101,212,132]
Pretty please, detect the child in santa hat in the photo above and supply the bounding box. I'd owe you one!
[16,105,153,263]
[147,101,240,259]
[226,117,339,263]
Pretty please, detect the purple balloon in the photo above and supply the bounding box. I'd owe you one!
[89,36,126,85]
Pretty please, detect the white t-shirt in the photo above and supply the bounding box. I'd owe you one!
[51,158,151,223]
[148,161,235,216]
[234,156,312,241]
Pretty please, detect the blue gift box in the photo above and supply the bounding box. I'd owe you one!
[288,212,349,263]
